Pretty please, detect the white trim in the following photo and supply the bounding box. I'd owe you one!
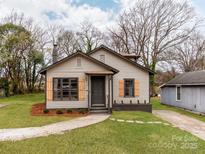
[46,101,88,109]
[176,85,181,101]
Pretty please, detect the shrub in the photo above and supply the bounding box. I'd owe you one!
[56,110,63,114]
[43,109,49,114]
[67,109,73,113]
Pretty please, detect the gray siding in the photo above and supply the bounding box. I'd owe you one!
[90,49,150,104]
[161,86,205,113]
[46,55,110,109]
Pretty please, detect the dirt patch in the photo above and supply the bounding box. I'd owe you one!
[31,103,89,117]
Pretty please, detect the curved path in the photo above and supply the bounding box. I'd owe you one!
[0,114,110,141]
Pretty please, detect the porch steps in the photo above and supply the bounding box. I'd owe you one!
[90,107,109,113]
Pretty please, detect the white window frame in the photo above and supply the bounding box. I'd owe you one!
[176,85,181,101]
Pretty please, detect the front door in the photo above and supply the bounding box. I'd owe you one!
[91,76,105,107]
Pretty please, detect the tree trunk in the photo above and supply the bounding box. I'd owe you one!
[150,60,157,96]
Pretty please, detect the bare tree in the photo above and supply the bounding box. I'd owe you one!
[109,0,200,95]
[57,30,78,57]
[155,67,178,86]
[168,31,205,72]
[77,21,104,53]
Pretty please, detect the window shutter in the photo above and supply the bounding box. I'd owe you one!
[134,80,139,96]
[79,76,85,101]
[119,80,124,97]
[47,77,53,101]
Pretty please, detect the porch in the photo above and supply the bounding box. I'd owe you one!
[86,71,114,113]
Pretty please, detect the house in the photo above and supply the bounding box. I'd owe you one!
[160,70,205,113]
[40,45,154,113]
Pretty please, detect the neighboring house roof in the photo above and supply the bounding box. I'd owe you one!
[39,51,119,75]
[161,70,205,87]
[88,45,154,75]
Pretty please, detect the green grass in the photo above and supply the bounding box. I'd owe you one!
[112,110,160,121]
[152,97,205,122]
[0,111,205,154]
[0,94,205,153]
[0,93,72,128]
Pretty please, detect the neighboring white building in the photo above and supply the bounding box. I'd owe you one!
[40,45,154,113]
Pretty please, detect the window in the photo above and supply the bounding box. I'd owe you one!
[77,58,81,67]
[53,78,78,101]
[176,86,181,101]
[124,79,134,97]
[99,55,105,62]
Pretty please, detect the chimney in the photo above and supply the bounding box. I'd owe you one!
[52,43,58,63]
[121,53,140,63]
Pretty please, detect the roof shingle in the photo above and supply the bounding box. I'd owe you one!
[164,70,205,86]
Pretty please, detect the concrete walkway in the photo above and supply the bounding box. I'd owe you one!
[0,114,110,141]
[153,110,205,141]
[0,104,8,108]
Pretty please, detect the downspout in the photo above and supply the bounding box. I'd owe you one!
[111,75,113,113]
[108,75,111,113]
[45,72,47,109]
[149,73,151,104]
[88,75,90,112]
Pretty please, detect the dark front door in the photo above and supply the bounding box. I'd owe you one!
[91,76,105,107]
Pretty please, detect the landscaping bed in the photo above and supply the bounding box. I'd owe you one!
[31,103,89,117]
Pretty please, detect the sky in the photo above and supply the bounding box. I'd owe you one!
[0,0,204,32]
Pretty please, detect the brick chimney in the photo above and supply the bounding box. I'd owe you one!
[52,43,58,63]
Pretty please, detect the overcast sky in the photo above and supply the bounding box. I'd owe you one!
[0,0,204,31]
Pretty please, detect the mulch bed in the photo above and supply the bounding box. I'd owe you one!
[31,103,89,117]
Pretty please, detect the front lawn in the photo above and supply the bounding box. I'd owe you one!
[152,97,205,122]
[0,111,205,154]
[0,93,72,128]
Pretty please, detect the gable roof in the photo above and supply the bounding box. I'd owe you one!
[87,45,154,75]
[39,51,119,75]
[162,70,205,87]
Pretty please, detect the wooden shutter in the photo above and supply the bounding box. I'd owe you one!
[79,76,85,101]
[119,80,124,97]
[134,80,139,96]
[47,77,53,101]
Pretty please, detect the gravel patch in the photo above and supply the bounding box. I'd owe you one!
[109,118,168,125]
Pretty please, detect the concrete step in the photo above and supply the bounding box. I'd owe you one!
[90,107,107,110]
[90,110,108,113]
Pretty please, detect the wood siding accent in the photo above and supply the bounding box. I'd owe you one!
[47,77,53,101]
[134,80,139,96]
[119,80,124,97]
[79,76,86,101]
[113,104,152,113]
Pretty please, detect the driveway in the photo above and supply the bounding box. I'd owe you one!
[153,110,205,141]
[0,114,110,141]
